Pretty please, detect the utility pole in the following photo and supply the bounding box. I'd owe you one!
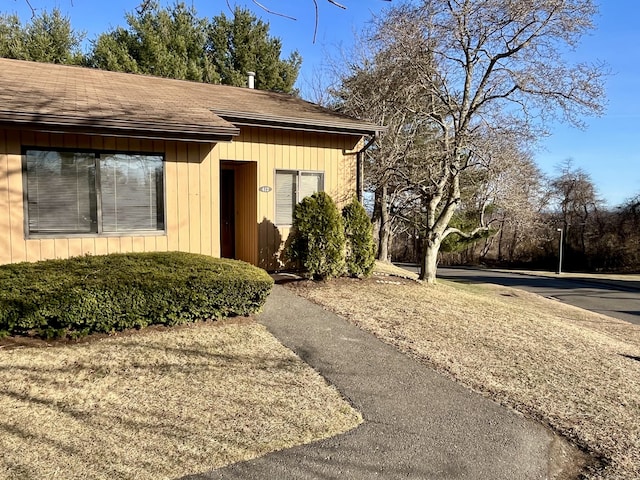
[556,227,564,274]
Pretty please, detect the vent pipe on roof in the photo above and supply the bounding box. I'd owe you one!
[247,71,255,89]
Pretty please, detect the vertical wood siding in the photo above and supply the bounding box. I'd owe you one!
[219,127,359,270]
[0,127,359,269]
[235,161,258,265]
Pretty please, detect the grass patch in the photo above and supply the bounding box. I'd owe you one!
[286,277,640,480]
[0,321,361,479]
[373,261,419,280]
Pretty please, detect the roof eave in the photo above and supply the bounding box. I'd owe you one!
[0,111,240,143]
[213,110,383,136]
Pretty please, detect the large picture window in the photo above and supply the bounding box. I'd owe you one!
[25,150,165,236]
[275,170,324,225]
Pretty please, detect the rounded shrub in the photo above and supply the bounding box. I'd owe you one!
[286,191,346,280]
[0,252,274,339]
[342,197,376,277]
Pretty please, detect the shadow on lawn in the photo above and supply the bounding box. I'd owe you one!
[0,334,312,478]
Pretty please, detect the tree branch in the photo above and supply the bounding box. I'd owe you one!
[248,0,392,43]
[327,0,347,9]
[25,0,36,16]
[251,1,297,20]
[444,225,490,240]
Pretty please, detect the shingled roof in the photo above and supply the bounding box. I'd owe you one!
[0,58,379,143]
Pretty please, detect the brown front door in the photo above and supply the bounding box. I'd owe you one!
[220,168,235,258]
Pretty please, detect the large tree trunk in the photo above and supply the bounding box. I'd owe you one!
[371,204,381,254]
[419,234,441,284]
[508,229,518,263]
[418,179,458,283]
[497,220,505,262]
[375,185,392,262]
[479,233,494,261]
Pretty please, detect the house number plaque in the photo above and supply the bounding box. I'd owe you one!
[259,186,272,193]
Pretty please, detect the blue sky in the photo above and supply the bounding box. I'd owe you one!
[5,0,639,206]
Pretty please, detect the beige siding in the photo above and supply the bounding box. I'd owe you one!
[164,142,179,252]
[0,127,359,270]
[0,129,9,264]
[235,162,258,265]
[199,143,212,257]
[220,127,359,270]
[7,131,25,263]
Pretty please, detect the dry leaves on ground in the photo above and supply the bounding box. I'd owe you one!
[0,321,361,480]
[286,276,640,480]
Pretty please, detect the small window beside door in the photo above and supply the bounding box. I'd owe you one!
[275,170,324,225]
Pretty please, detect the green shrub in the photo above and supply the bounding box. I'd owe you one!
[0,252,273,339]
[286,191,346,280]
[342,197,376,278]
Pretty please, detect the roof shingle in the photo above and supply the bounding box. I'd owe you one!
[0,58,379,142]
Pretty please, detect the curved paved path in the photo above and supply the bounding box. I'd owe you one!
[182,285,581,480]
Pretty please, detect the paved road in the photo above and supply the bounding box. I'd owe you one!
[403,265,640,326]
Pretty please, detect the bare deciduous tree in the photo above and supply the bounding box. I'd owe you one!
[351,0,606,282]
[473,150,548,265]
[548,158,602,266]
[334,34,436,261]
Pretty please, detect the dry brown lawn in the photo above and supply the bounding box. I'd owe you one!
[0,320,361,480]
[286,268,640,480]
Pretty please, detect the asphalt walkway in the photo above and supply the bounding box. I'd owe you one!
[184,284,583,479]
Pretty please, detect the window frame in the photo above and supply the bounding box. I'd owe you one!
[22,147,167,239]
[274,169,324,227]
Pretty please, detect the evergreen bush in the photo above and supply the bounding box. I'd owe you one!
[0,252,273,339]
[342,197,376,277]
[286,191,346,280]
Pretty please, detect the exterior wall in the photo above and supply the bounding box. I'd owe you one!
[0,129,219,265]
[220,127,359,270]
[0,126,359,270]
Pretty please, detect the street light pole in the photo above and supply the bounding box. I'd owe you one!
[556,227,564,274]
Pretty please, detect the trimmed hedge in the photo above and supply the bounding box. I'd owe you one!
[285,191,346,280]
[343,197,376,278]
[0,252,274,339]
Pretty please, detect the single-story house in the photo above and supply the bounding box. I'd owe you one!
[0,58,379,271]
